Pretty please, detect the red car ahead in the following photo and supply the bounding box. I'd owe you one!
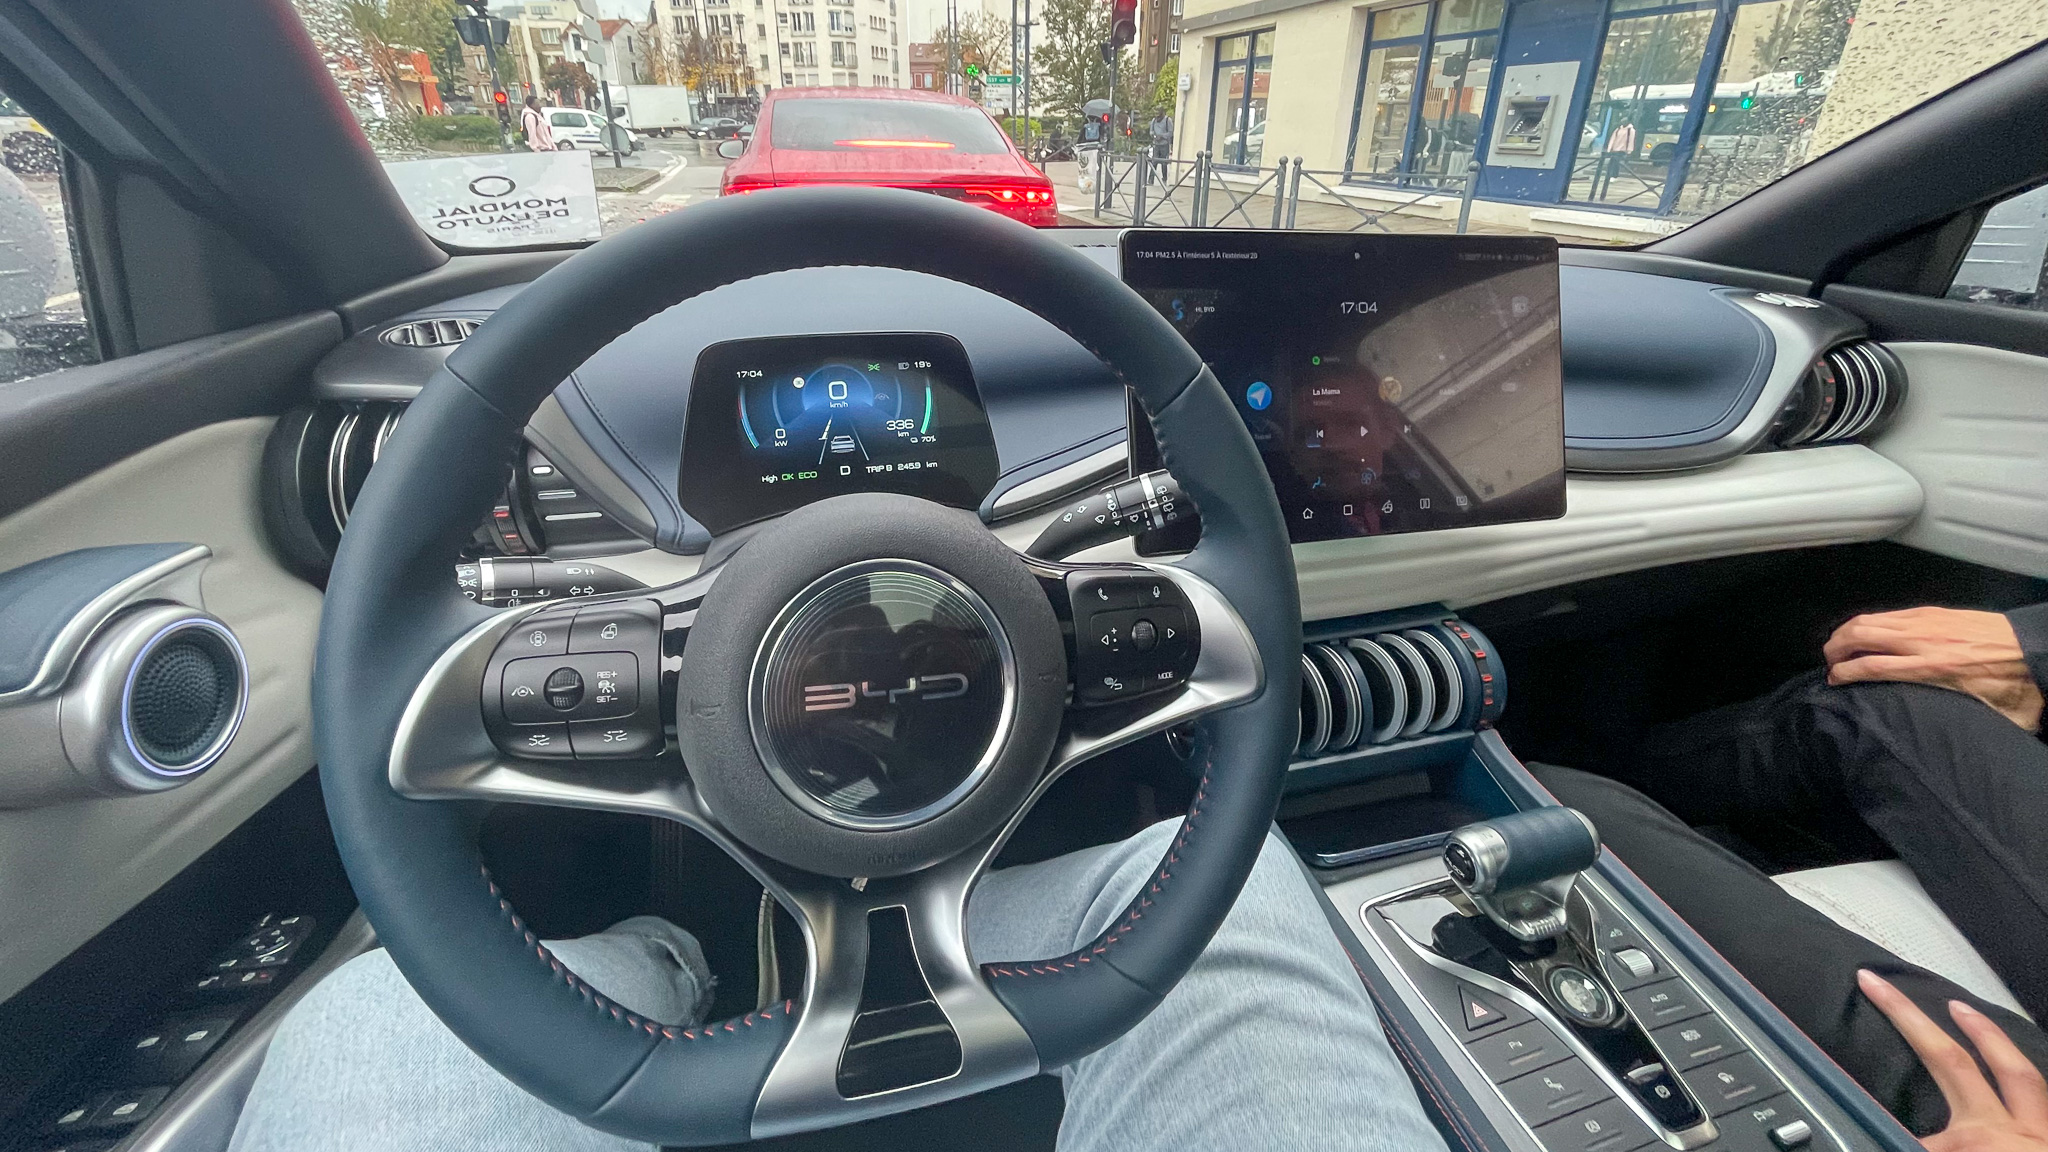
[720,87,1058,228]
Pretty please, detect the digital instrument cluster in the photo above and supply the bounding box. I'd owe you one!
[678,333,1000,535]
[1123,231,1566,546]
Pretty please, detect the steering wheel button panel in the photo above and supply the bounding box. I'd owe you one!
[484,599,665,761]
[1066,571,1200,707]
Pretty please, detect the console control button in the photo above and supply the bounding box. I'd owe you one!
[1611,947,1656,981]
[1652,1015,1743,1071]
[1621,979,1709,1028]
[1700,1096,1819,1151]
[1500,1057,1610,1126]
[1680,1052,1780,1117]
[1459,984,1529,1032]
[1467,1020,1569,1082]
[1532,1095,1659,1152]
[1770,1119,1814,1149]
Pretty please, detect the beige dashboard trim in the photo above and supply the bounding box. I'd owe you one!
[1295,445,1922,617]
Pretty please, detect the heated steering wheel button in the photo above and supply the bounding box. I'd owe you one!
[570,600,661,655]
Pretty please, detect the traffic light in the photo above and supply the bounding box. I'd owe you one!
[1737,94,1755,110]
[965,63,982,77]
[1110,0,1137,49]
[493,88,511,125]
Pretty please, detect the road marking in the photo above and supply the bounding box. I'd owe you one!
[640,155,690,197]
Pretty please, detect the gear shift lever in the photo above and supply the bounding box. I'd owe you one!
[1443,808,1599,942]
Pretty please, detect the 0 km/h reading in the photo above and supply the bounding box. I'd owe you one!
[737,359,947,486]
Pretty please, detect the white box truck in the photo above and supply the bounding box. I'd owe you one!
[610,86,696,137]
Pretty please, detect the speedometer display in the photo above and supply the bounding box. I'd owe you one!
[679,333,999,535]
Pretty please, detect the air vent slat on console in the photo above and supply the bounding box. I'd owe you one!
[381,317,482,347]
[1290,620,1506,770]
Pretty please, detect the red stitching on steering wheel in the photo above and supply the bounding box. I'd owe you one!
[480,864,796,1041]
[982,760,1212,980]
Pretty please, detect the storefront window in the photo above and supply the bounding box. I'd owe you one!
[1568,3,1716,208]
[1345,0,1501,186]
[1674,0,1854,214]
[1208,29,1274,168]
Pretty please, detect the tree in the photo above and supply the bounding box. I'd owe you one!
[1034,0,1134,121]
[543,59,598,104]
[342,0,461,118]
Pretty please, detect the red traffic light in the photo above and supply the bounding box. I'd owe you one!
[1109,0,1137,47]
[494,90,508,105]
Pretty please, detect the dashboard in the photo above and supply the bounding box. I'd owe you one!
[279,234,1920,622]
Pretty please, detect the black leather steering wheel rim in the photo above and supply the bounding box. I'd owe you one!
[314,186,1301,1143]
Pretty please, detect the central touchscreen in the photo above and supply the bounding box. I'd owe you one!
[678,333,999,535]
[1122,231,1565,545]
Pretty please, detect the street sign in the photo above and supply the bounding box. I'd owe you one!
[986,73,1015,84]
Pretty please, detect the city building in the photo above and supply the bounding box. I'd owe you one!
[600,18,653,84]
[909,41,943,89]
[1173,0,2048,240]
[647,0,903,112]
[1137,0,1182,90]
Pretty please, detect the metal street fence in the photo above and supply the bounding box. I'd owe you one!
[1081,151,1482,234]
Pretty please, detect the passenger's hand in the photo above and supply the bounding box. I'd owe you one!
[1858,969,2048,1152]
[1824,608,2043,732]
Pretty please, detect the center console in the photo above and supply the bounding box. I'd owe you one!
[1301,732,1908,1152]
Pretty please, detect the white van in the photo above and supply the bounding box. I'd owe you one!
[542,106,643,155]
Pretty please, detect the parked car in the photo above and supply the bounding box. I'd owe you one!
[689,116,748,140]
[720,87,1057,227]
[541,106,642,155]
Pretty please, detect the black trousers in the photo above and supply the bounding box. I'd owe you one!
[1530,672,2048,1136]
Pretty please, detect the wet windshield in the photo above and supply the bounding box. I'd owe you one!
[292,0,2048,248]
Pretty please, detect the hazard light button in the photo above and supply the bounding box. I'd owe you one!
[1459,984,1530,1032]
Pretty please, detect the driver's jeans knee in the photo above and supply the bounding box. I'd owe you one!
[232,821,1444,1152]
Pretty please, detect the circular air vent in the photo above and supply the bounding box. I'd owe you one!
[381,317,482,347]
[1773,341,1906,448]
[126,620,245,773]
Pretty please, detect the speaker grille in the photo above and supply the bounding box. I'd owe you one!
[128,626,241,768]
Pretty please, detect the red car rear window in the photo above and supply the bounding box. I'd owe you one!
[769,99,1011,155]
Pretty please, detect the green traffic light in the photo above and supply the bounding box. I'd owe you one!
[1311,355,1322,365]
[1739,94,1755,109]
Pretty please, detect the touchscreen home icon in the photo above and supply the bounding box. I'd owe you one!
[1245,381,1273,410]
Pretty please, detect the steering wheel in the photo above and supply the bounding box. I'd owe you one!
[315,186,1301,1144]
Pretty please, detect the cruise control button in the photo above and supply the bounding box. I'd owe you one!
[544,667,585,711]
[1500,1057,1610,1126]
[1652,1014,1743,1071]
[1621,979,1709,1027]
[510,724,573,759]
[569,720,661,759]
[510,613,571,656]
[1532,1095,1658,1152]
[1467,1020,1569,1082]
[1681,1052,1780,1117]
[570,600,661,654]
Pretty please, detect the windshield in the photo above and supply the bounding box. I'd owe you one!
[294,0,2048,248]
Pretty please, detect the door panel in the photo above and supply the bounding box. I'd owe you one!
[0,417,323,1003]
[1870,342,2048,578]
